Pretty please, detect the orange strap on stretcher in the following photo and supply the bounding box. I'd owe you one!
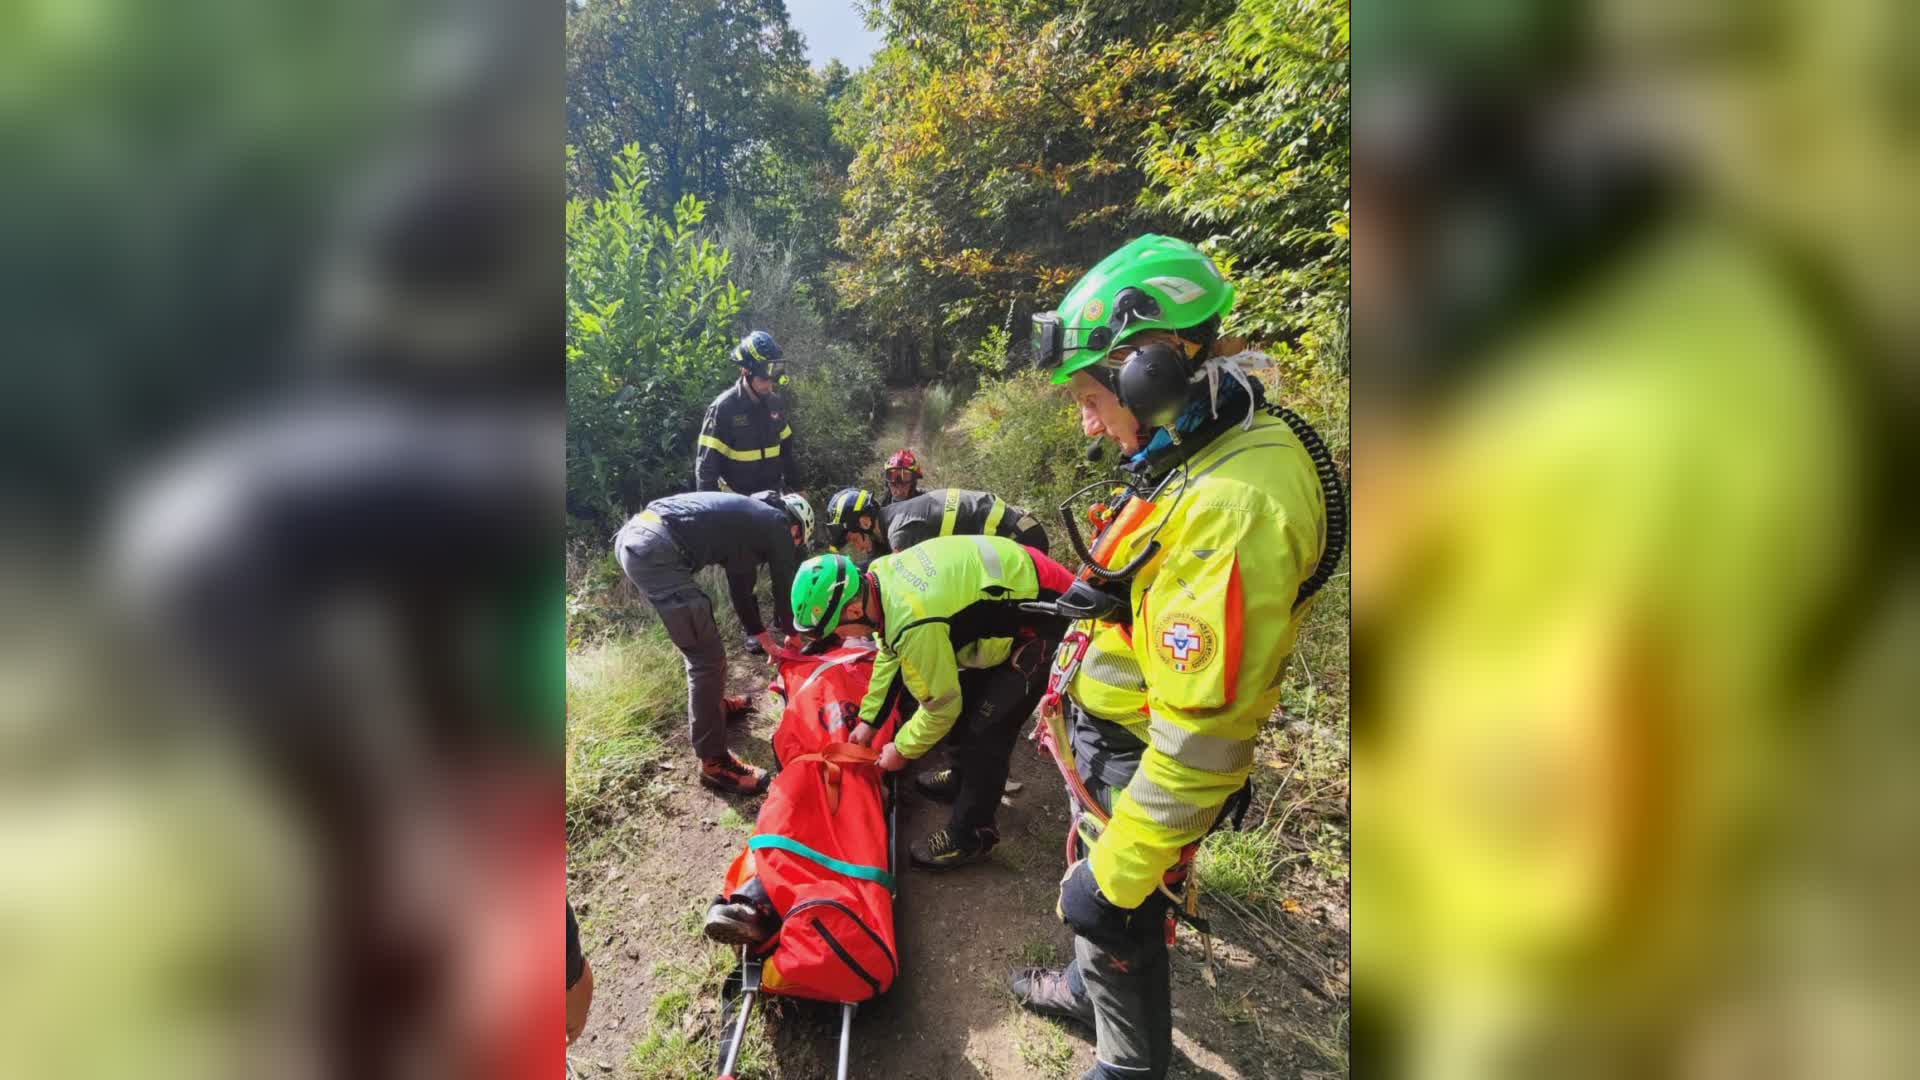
[783,742,880,813]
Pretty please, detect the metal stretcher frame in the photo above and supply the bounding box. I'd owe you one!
[714,772,900,1080]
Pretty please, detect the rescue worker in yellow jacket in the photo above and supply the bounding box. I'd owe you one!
[790,536,1078,867]
[1009,235,1342,1080]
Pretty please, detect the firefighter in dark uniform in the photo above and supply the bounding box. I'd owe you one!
[824,486,1050,561]
[613,489,815,795]
[878,447,924,505]
[695,330,802,496]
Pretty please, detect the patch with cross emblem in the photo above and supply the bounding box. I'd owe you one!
[1153,611,1217,674]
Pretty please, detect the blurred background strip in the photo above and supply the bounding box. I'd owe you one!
[1352,0,1913,1076]
[0,2,561,1079]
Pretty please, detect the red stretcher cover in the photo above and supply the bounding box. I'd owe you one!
[721,641,903,1003]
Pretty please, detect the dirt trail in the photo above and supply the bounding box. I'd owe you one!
[885,386,928,465]
[570,666,1332,1079]
[569,387,1343,1078]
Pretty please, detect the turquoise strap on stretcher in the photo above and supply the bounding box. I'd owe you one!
[748,835,896,890]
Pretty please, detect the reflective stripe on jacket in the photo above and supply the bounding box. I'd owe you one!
[694,378,799,493]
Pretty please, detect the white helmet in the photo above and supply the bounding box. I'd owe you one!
[778,492,815,543]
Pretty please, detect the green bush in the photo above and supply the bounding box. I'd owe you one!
[566,144,748,538]
[785,343,885,495]
[921,383,956,437]
[945,369,1101,545]
[567,145,887,545]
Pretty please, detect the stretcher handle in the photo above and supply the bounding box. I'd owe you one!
[837,1002,855,1080]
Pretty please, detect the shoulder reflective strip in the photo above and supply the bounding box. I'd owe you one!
[1121,774,1222,834]
[748,835,896,889]
[638,510,665,527]
[1189,441,1293,483]
[1147,715,1255,774]
[1080,648,1146,692]
[983,497,1008,536]
[973,535,1004,580]
[780,425,793,440]
[940,489,961,536]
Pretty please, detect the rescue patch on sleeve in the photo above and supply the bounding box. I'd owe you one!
[1153,611,1218,674]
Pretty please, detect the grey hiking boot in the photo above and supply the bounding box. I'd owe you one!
[1010,966,1096,1028]
[912,766,960,802]
[909,825,996,869]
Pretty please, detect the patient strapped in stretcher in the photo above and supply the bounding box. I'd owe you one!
[703,639,905,1003]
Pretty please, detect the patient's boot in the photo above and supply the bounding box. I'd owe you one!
[703,898,776,946]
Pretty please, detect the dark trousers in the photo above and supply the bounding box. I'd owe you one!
[1069,891,1174,1079]
[1066,716,1176,1079]
[944,634,1057,836]
[615,522,730,761]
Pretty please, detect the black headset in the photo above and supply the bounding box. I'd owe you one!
[1107,287,1215,430]
[1115,338,1199,430]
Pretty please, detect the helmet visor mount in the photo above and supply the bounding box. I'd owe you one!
[1033,287,1163,372]
[1032,313,1114,369]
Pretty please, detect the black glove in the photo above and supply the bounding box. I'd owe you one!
[1056,858,1136,950]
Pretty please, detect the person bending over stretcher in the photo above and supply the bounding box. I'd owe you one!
[793,537,1073,867]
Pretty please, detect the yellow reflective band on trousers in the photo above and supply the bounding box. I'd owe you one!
[698,433,782,461]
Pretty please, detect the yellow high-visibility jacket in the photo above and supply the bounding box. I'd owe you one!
[1069,409,1329,907]
[855,535,1054,759]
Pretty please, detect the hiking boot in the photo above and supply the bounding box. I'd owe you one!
[723,694,754,725]
[699,754,769,796]
[743,634,766,656]
[911,767,960,803]
[1009,966,1096,1029]
[703,899,776,946]
[909,826,997,869]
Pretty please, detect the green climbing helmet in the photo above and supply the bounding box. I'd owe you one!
[1032,234,1235,385]
[791,553,862,635]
